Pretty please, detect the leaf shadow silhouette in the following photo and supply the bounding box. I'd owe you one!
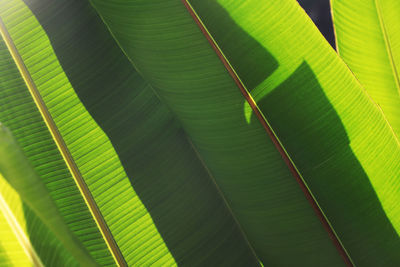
[192,0,400,265]
[255,61,400,266]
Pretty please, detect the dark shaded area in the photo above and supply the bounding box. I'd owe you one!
[0,244,12,265]
[256,61,400,266]
[258,62,347,167]
[21,0,258,265]
[297,0,336,48]
[191,0,278,90]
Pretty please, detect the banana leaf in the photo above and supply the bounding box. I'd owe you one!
[90,0,400,265]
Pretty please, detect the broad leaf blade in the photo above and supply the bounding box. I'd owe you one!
[89,0,351,265]
[90,0,400,265]
[0,124,96,266]
[0,172,77,267]
[331,0,400,137]
[189,0,400,265]
[184,0,400,265]
[0,178,42,267]
[0,33,113,265]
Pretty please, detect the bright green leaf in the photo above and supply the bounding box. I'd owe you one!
[331,0,400,137]
[0,124,96,266]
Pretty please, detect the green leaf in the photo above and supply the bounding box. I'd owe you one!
[90,0,400,265]
[90,0,344,265]
[0,172,78,267]
[0,173,43,267]
[331,0,400,137]
[0,27,114,265]
[2,0,400,265]
[0,124,96,266]
[0,0,265,265]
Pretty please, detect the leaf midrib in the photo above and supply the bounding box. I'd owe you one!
[0,16,125,267]
[185,135,261,265]
[182,0,354,265]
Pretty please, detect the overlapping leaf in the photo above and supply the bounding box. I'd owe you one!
[2,0,400,265]
[0,123,96,265]
[90,0,400,265]
[0,0,265,265]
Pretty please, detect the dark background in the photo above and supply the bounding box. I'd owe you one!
[297,0,335,48]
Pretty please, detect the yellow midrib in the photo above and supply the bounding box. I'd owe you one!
[0,17,126,267]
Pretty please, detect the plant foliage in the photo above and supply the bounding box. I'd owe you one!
[0,0,399,266]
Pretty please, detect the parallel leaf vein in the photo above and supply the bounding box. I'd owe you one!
[181,1,353,265]
[0,17,126,267]
[374,0,400,96]
[185,135,261,265]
